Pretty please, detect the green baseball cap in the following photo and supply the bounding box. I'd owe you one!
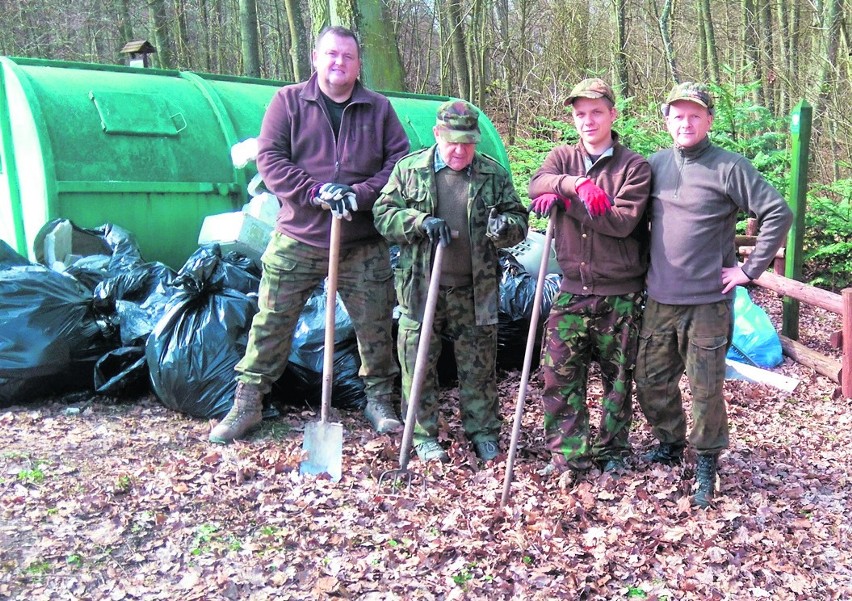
[665,82,714,109]
[435,100,481,143]
[564,78,615,106]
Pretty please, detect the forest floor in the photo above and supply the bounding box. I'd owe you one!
[1,287,850,600]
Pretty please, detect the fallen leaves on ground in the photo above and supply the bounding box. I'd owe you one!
[0,289,850,600]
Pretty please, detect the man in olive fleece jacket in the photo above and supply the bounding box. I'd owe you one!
[636,82,793,508]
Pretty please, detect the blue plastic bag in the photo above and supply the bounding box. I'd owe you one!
[727,286,783,368]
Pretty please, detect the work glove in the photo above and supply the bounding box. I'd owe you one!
[421,217,451,247]
[319,183,357,220]
[529,193,569,218]
[486,208,509,239]
[576,178,611,218]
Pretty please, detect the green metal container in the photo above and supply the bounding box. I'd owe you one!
[0,57,510,268]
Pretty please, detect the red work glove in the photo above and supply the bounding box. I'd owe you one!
[576,179,611,218]
[529,193,569,217]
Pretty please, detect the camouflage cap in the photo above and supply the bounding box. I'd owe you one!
[665,82,714,109]
[435,100,481,144]
[564,78,615,106]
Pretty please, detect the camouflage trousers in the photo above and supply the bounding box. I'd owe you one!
[540,291,644,467]
[634,298,733,453]
[235,231,398,400]
[397,285,500,445]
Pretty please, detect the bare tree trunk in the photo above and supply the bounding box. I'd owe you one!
[450,0,470,99]
[436,0,454,96]
[114,0,133,51]
[174,0,192,68]
[698,0,720,83]
[775,0,790,115]
[812,0,842,130]
[742,0,765,106]
[284,0,310,80]
[351,0,407,91]
[659,0,679,83]
[309,0,330,37]
[239,0,261,76]
[614,0,629,97]
[147,0,175,68]
[759,0,776,115]
[198,0,211,71]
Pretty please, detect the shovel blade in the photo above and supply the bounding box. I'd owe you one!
[300,420,343,482]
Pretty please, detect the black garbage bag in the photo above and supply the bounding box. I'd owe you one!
[94,346,149,396]
[94,262,178,346]
[0,240,31,268]
[0,265,115,406]
[33,220,147,291]
[271,282,366,411]
[177,244,261,296]
[496,252,561,370]
[145,247,259,419]
[273,341,366,411]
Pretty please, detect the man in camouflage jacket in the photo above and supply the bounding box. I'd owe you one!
[373,100,528,462]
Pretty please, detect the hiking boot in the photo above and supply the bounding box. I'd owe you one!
[414,439,449,463]
[209,382,264,444]
[473,440,499,461]
[643,442,685,466]
[692,454,718,508]
[364,398,402,434]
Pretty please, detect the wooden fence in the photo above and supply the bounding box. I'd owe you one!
[749,269,852,398]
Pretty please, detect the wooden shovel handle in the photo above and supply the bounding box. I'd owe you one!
[501,218,555,506]
[397,233,456,470]
[321,216,342,425]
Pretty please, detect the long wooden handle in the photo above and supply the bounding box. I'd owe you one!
[501,218,555,506]
[321,216,342,425]
[397,236,453,470]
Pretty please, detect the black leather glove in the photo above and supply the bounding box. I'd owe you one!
[421,217,451,247]
[486,208,509,239]
[319,183,357,220]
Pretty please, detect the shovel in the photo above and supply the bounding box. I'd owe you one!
[379,234,450,493]
[301,216,344,482]
[500,217,555,506]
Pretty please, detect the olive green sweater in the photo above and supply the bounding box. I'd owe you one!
[646,136,793,305]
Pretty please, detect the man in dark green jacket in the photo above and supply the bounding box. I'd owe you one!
[636,82,793,508]
[374,100,528,462]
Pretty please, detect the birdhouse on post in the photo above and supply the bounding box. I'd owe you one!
[120,40,157,68]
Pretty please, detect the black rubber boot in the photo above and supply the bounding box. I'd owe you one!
[643,442,685,465]
[692,454,718,508]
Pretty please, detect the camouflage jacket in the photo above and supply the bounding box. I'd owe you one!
[373,146,528,325]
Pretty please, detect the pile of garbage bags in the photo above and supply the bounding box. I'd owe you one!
[0,219,563,418]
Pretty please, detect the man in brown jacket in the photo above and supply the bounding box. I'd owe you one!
[528,78,651,482]
[209,26,409,444]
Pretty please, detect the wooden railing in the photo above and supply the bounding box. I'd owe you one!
[750,269,852,398]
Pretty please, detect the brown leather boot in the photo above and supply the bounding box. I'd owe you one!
[209,382,264,444]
